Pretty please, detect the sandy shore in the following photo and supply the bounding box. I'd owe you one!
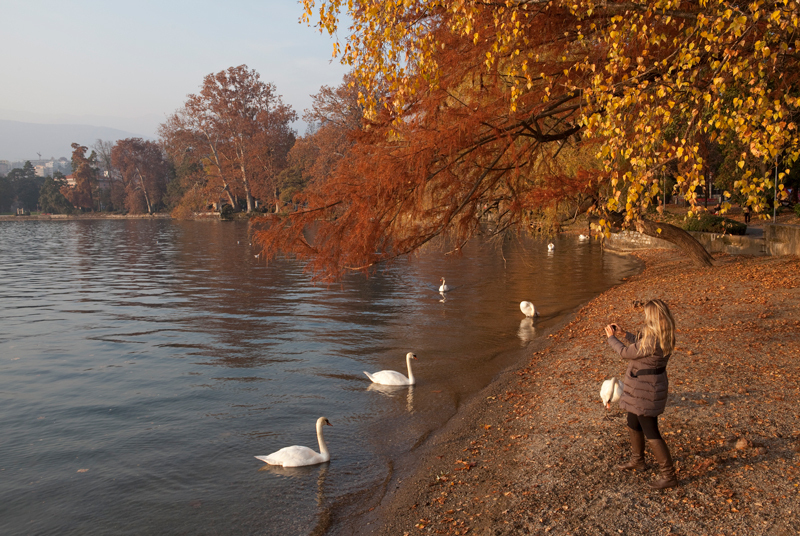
[355,250,800,535]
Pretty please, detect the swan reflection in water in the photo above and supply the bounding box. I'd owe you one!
[439,291,447,303]
[367,382,415,413]
[517,317,537,344]
[259,462,330,529]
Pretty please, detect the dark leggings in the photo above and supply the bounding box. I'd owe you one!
[627,412,663,440]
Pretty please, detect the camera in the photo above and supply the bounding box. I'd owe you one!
[611,324,618,330]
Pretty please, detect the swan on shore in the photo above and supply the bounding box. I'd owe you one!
[600,378,623,418]
[519,301,539,318]
[255,417,332,467]
[364,352,417,385]
[438,278,450,292]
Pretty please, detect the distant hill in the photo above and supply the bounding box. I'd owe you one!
[0,120,152,161]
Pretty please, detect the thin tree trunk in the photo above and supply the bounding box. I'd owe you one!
[204,131,236,209]
[135,166,152,214]
[239,161,254,212]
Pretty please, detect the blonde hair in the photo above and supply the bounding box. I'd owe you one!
[638,299,676,356]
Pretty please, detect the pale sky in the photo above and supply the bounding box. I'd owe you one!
[0,0,350,137]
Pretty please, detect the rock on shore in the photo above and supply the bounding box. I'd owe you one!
[357,251,800,535]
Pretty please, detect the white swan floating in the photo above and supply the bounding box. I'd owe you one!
[255,417,332,467]
[519,301,539,318]
[600,377,624,413]
[547,242,555,251]
[364,352,417,386]
[438,278,450,292]
[578,234,589,241]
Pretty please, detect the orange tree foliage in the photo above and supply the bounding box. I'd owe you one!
[277,74,364,199]
[159,65,297,213]
[62,143,96,211]
[110,138,171,214]
[254,1,800,279]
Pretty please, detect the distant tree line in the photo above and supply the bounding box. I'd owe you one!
[1,64,307,217]
[1,63,367,219]
[0,140,177,215]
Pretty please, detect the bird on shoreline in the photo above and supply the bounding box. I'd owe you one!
[600,378,623,419]
[364,352,417,386]
[438,278,450,292]
[255,417,332,467]
[519,301,539,318]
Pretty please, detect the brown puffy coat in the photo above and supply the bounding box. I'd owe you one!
[607,332,671,417]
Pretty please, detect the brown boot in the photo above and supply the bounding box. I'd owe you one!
[616,427,647,471]
[647,439,678,489]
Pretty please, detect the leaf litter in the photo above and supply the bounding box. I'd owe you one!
[359,251,800,536]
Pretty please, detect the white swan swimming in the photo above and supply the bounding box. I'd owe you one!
[438,278,450,292]
[578,234,589,241]
[547,242,555,251]
[364,352,417,386]
[519,301,539,318]
[600,378,623,418]
[255,417,332,467]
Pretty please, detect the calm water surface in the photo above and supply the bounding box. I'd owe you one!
[0,220,640,535]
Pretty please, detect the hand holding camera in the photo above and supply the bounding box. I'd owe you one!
[604,323,620,338]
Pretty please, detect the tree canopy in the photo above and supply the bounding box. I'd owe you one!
[63,143,96,210]
[111,138,171,214]
[39,172,73,214]
[5,161,42,211]
[253,0,800,279]
[159,65,297,214]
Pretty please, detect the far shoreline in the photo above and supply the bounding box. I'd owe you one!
[0,213,172,221]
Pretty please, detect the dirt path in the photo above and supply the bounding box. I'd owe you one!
[357,251,800,536]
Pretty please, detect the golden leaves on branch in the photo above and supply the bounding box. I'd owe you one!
[306,1,798,220]
[581,0,799,231]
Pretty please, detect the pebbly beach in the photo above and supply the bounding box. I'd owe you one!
[353,249,800,535]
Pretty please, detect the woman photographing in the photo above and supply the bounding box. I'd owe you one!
[605,299,678,489]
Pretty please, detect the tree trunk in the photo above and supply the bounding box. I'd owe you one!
[634,218,714,267]
[589,210,715,268]
[135,166,152,214]
[204,131,236,209]
[240,163,254,212]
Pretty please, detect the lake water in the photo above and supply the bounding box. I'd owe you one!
[0,219,640,535]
